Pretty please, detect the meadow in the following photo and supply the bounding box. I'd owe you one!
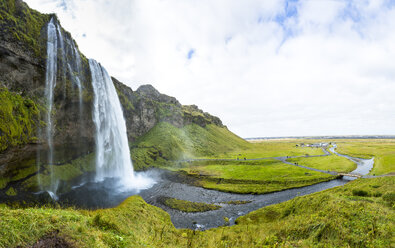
[173,159,335,194]
[334,139,395,175]
[200,139,325,159]
[287,155,357,173]
[0,177,393,247]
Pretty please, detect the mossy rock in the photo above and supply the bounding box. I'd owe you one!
[0,87,43,152]
[5,187,17,196]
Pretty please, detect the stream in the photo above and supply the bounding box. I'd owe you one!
[58,144,374,230]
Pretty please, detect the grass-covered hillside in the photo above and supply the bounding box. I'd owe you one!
[1,176,393,247]
[131,122,249,170]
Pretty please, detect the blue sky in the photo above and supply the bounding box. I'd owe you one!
[25,0,395,137]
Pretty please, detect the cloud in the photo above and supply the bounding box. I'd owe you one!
[24,0,395,137]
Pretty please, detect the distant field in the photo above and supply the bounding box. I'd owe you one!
[174,160,335,194]
[287,155,357,173]
[334,139,395,175]
[200,140,325,159]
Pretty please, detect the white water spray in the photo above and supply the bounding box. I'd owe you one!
[89,59,154,190]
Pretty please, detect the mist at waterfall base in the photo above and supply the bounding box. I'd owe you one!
[39,18,155,206]
[58,170,159,209]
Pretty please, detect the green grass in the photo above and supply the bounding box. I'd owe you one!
[334,139,395,175]
[0,195,188,248]
[174,159,335,194]
[0,177,393,247]
[221,200,251,205]
[287,155,357,173]
[159,197,221,212]
[202,140,325,159]
[130,122,249,170]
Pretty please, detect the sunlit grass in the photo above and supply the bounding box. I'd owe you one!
[287,155,357,173]
[0,177,393,247]
[334,139,395,175]
[174,159,335,194]
[200,140,325,159]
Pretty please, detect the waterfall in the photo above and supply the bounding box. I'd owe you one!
[89,59,135,185]
[40,19,153,199]
[70,40,83,117]
[56,24,67,99]
[41,19,85,199]
[43,17,58,198]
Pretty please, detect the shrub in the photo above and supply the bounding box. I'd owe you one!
[382,193,395,204]
[352,189,369,197]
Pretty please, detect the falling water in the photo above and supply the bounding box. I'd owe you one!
[56,24,67,98]
[43,17,58,198]
[70,40,83,116]
[89,59,135,185]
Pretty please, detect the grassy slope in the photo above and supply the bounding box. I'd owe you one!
[0,177,393,247]
[334,139,395,175]
[130,122,250,170]
[175,160,335,194]
[201,176,395,248]
[287,155,357,173]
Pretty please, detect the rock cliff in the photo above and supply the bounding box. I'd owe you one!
[0,0,246,197]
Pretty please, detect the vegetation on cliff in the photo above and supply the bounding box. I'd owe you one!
[130,122,249,170]
[0,0,49,58]
[0,86,42,152]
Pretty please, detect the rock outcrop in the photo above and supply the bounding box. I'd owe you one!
[114,79,224,143]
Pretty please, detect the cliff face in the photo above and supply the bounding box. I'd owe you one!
[114,78,223,143]
[0,0,240,195]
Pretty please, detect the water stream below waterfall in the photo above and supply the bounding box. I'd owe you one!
[57,144,374,230]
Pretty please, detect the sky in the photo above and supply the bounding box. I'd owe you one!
[24,0,395,138]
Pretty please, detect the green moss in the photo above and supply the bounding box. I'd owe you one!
[0,0,50,57]
[0,87,42,152]
[10,160,38,181]
[115,88,135,113]
[159,197,221,212]
[5,187,17,196]
[22,153,95,191]
[0,177,10,189]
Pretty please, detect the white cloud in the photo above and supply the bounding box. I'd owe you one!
[24,0,395,137]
